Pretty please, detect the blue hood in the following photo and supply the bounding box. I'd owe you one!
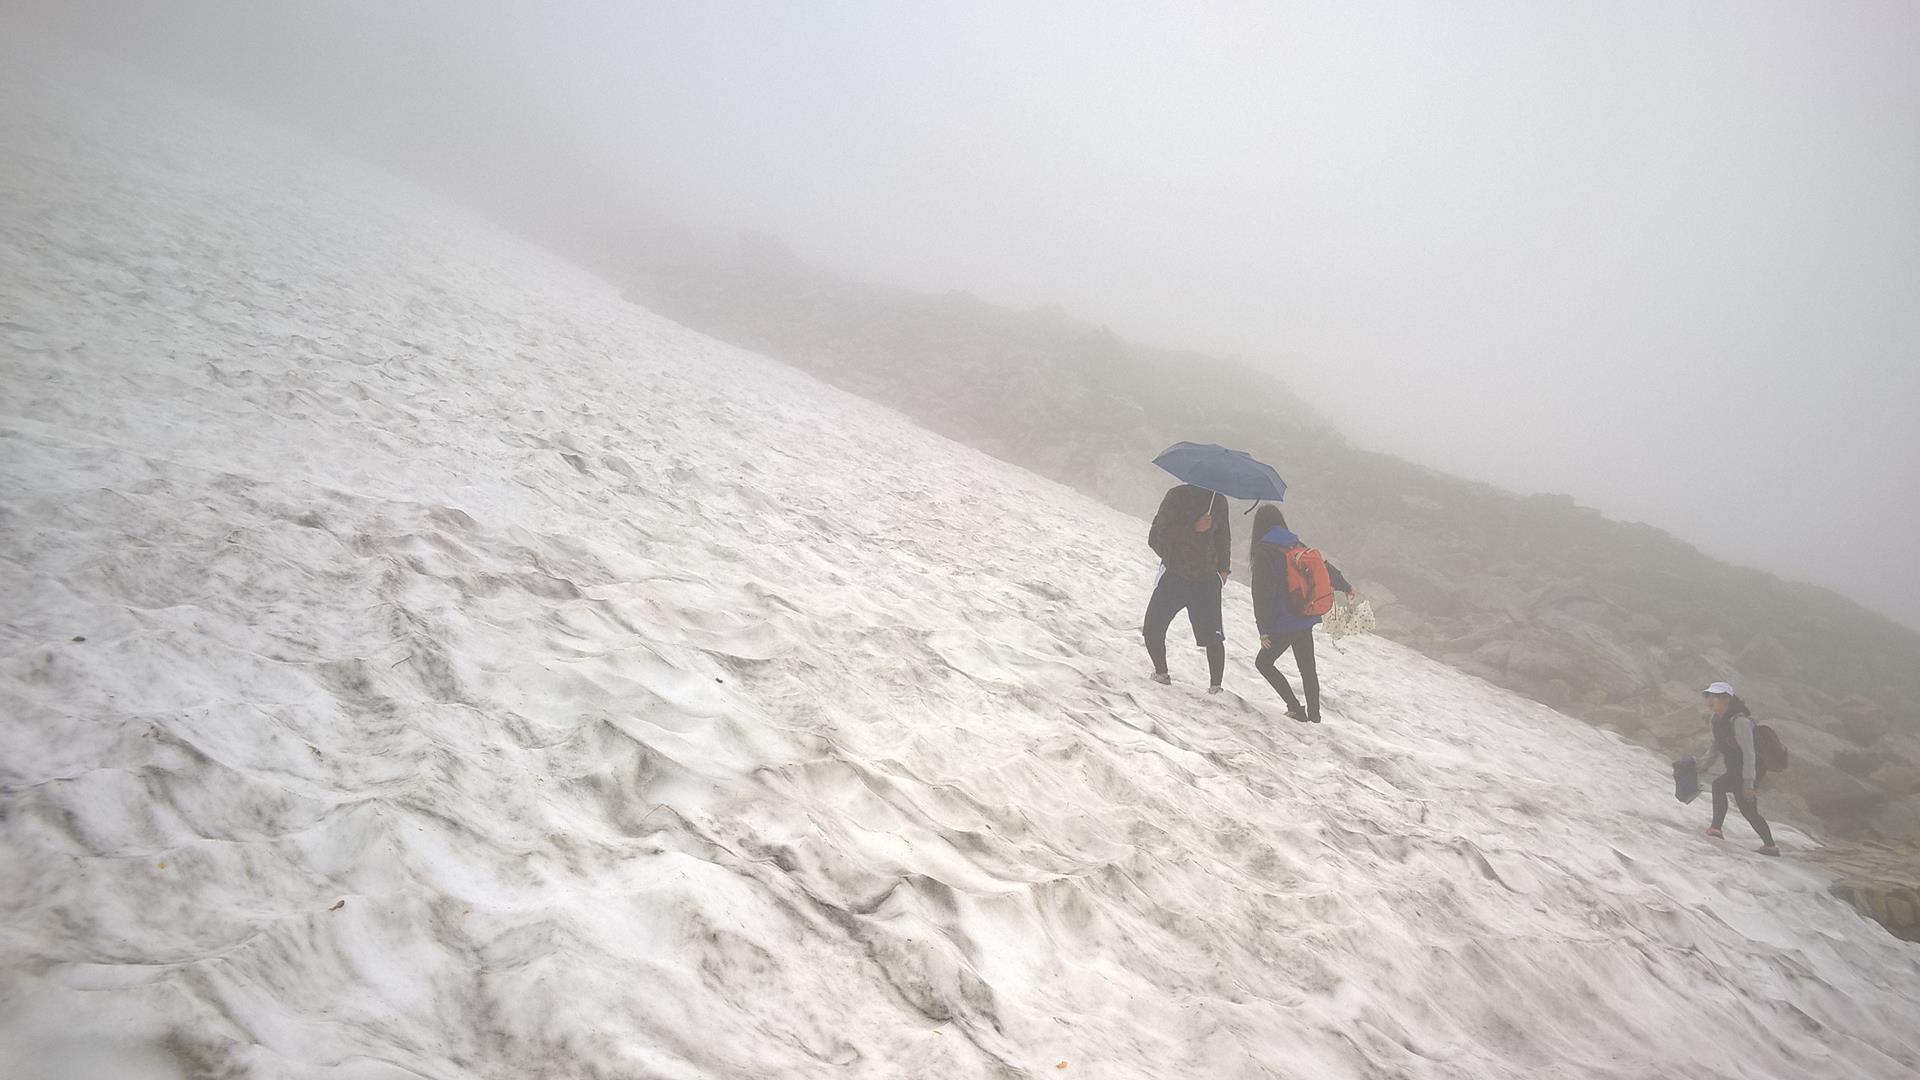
[1261,526,1299,546]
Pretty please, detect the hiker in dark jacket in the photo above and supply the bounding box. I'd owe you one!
[1697,681,1779,855]
[1249,505,1352,723]
[1143,484,1231,692]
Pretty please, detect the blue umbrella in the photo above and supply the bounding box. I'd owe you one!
[1151,442,1287,502]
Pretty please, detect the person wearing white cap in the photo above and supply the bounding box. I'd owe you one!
[1697,681,1779,855]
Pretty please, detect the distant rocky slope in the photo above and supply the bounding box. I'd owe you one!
[588,232,1920,853]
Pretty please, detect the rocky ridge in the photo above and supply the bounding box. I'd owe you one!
[583,232,1920,938]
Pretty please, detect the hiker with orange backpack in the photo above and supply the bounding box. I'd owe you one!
[1697,681,1781,855]
[1249,506,1354,723]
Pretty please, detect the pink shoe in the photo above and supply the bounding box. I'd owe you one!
[1704,827,1724,839]
[1758,844,1781,857]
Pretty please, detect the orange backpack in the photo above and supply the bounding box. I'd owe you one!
[1285,545,1336,617]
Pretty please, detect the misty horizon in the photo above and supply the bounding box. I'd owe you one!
[12,0,1918,630]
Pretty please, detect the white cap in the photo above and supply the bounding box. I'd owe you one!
[1702,681,1734,696]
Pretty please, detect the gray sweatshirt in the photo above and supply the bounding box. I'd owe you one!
[1699,712,1759,787]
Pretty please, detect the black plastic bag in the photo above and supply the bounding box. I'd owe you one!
[1673,755,1701,804]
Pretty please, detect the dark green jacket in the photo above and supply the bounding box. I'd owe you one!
[1148,484,1229,582]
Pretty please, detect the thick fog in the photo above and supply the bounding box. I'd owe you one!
[13,1,1919,628]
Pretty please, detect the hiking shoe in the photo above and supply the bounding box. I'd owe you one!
[1758,844,1781,857]
[1206,685,1223,695]
[1150,672,1172,685]
[1284,705,1309,722]
[1308,714,1322,724]
[1704,826,1724,839]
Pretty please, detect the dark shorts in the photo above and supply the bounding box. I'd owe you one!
[1143,570,1224,647]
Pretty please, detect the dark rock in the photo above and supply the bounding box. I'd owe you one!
[1869,766,1920,799]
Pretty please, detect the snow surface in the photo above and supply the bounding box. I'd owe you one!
[3,45,1918,1080]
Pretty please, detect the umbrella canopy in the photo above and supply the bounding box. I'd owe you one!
[1151,442,1287,502]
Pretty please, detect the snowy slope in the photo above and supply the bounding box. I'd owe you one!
[3,46,1917,1080]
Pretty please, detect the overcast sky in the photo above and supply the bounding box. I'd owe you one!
[16,1,1920,627]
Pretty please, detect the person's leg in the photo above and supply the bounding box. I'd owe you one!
[1255,643,1303,711]
[1736,784,1776,847]
[1144,634,1169,679]
[1251,638,1297,707]
[1709,772,1735,831]
[1293,631,1322,721]
[1190,574,1226,689]
[1142,573,1187,677]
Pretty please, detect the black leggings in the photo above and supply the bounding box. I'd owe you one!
[1710,771,1775,845]
[1256,630,1318,719]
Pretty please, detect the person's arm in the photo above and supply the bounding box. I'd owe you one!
[1212,494,1231,576]
[1252,543,1278,637]
[1698,736,1721,776]
[1735,716,1758,788]
[1326,562,1354,595]
[1148,492,1175,562]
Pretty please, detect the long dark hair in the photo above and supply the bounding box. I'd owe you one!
[1251,504,1287,561]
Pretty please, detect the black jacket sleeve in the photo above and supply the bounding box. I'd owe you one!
[1148,489,1177,562]
[1252,542,1281,634]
